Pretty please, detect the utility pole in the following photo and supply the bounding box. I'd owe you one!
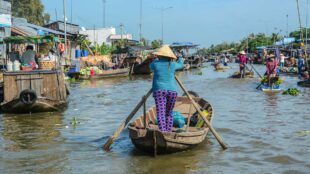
[120,23,124,40]
[139,0,143,43]
[286,14,289,37]
[306,0,309,52]
[160,6,172,44]
[102,0,106,28]
[63,0,67,59]
[71,0,73,23]
[55,8,58,21]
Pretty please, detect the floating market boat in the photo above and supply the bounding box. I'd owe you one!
[1,70,69,113]
[170,42,204,70]
[213,63,230,71]
[0,35,69,113]
[261,84,282,92]
[230,70,254,78]
[128,96,213,154]
[79,68,130,80]
[279,67,298,76]
[297,80,310,87]
[131,58,153,75]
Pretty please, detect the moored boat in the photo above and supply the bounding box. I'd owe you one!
[1,70,68,113]
[230,70,254,78]
[78,68,129,80]
[128,96,213,154]
[297,80,310,87]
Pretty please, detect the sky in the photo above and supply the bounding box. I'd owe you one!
[41,0,310,47]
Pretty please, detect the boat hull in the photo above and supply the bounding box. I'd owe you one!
[129,127,208,154]
[297,80,310,87]
[1,98,67,113]
[79,68,129,80]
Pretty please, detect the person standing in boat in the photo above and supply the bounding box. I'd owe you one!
[280,53,286,68]
[297,56,305,78]
[238,51,247,78]
[21,45,37,65]
[150,45,184,132]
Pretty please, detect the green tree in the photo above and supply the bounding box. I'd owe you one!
[93,43,115,56]
[151,39,163,49]
[8,0,50,25]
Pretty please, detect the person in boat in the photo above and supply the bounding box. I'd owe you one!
[238,51,247,78]
[150,45,184,132]
[297,56,305,78]
[21,45,37,65]
[280,53,286,68]
[265,56,278,86]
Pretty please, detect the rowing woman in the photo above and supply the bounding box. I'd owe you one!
[150,45,184,132]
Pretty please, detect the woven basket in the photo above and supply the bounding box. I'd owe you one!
[39,61,56,70]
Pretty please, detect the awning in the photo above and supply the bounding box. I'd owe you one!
[1,35,59,44]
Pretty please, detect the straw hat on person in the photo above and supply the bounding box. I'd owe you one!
[239,51,246,55]
[152,45,177,59]
[268,54,275,58]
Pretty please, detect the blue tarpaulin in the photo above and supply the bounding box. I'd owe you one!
[275,37,296,45]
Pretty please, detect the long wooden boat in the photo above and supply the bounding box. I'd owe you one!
[79,68,129,80]
[1,70,69,113]
[297,80,310,87]
[132,58,152,75]
[279,67,298,76]
[230,70,254,78]
[261,84,282,92]
[128,96,213,154]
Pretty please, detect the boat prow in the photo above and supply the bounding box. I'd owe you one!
[261,85,282,93]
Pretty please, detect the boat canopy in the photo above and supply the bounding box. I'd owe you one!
[170,42,199,48]
[1,35,60,44]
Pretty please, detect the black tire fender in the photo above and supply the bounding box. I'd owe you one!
[20,89,37,105]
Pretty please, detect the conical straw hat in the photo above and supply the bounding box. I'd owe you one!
[152,45,177,59]
[239,51,246,55]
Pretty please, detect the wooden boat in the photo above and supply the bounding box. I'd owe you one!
[1,70,68,113]
[79,68,129,80]
[279,67,298,76]
[132,58,152,75]
[230,70,254,78]
[185,56,203,69]
[213,63,230,71]
[128,96,213,154]
[261,84,282,92]
[297,80,310,87]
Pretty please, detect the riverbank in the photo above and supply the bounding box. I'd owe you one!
[0,63,309,174]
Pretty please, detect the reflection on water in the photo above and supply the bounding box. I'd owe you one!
[1,113,68,173]
[0,63,309,174]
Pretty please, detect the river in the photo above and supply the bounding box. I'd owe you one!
[1,63,309,174]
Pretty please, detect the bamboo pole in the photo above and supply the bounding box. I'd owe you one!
[175,76,228,150]
[103,88,153,151]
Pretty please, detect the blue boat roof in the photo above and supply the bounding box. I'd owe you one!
[171,42,199,48]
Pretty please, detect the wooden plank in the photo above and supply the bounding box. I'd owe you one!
[4,75,18,102]
[149,108,157,123]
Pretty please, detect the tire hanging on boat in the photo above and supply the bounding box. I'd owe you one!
[20,89,37,105]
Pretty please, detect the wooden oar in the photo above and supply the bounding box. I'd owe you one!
[248,63,265,89]
[249,63,263,79]
[103,88,153,151]
[175,76,228,150]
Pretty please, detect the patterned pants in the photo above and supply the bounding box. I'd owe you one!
[153,90,177,132]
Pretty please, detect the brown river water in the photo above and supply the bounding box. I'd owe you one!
[1,63,309,174]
